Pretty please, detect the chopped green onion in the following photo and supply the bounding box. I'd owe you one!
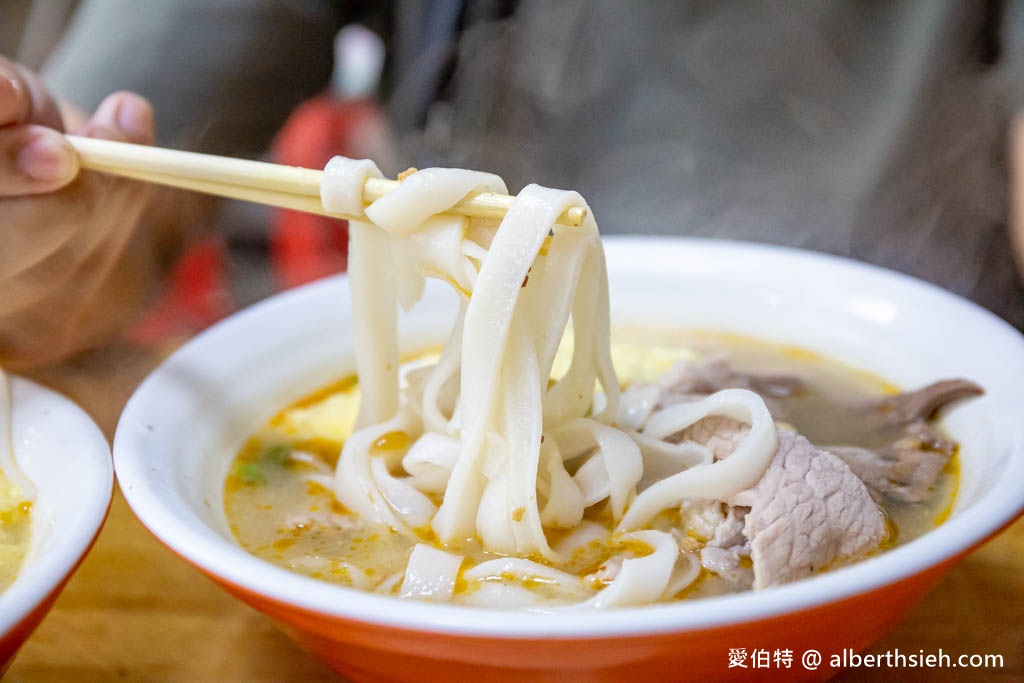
[236,463,267,486]
[264,444,290,466]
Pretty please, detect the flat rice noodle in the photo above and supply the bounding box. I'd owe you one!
[398,544,464,601]
[627,429,713,491]
[419,301,467,435]
[552,520,609,555]
[333,407,422,538]
[369,458,437,528]
[537,437,585,528]
[616,384,661,431]
[347,220,399,428]
[551,418,642,521]
[319,158,779,609]
[619,389,777,530]
[433,185,601,548]
[365,168,507,235]
[463,556,586,588]
[461,582,542,609]
[580,531,678,608]
[661,551,702,599]
[402,433,460,494]
[369,172,495,310]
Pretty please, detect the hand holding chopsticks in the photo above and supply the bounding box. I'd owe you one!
[65,136,587,227]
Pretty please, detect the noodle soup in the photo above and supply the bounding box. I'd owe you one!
[114,230,1024,680]
[225,333,960,606]
[220,160,981,611]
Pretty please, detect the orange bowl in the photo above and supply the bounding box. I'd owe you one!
[0,378,113,674]
[113,238,1024,681]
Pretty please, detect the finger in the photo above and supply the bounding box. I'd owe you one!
[78,91,155,145]
[0,91,154,266]
[0,56,64,129]
[0,124,79,196]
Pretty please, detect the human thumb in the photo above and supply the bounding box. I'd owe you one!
[0,124,79,196]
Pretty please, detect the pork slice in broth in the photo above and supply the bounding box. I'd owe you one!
[659,357,980,506]
[828,380,983,504]
[870,380,984,427]
[730,431,888,589]
[671,416,887,590]
[656,355,805,420]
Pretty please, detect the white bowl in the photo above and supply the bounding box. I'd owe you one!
[113,237,1024,681]
[0,377,113,672]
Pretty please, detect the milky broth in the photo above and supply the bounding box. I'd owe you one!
[224,332,957,602]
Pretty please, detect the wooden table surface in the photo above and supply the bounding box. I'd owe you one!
[4,346,1023,682]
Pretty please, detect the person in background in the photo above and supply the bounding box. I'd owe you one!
[2,0,1023,368]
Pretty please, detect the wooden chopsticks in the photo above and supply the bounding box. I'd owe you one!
[65,136,587,227]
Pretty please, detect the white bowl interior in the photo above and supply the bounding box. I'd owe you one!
[0,378,113,636]
[113,237,1024,638]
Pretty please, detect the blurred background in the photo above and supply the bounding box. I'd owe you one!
[4,1,399,345]
[2,0,1023,354]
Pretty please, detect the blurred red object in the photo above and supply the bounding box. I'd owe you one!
[126,24,388,346]
[128,96,384,347]
[271,96,385,289]
[128,236,234,346]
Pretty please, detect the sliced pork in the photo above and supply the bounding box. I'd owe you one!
[657,357,982,506]
[870,379,984,427]
[730,431,887,588]
[627,357,981,591]
[828,380,983,504]
[669,417,886,589]
[829,421,960,504]
[657,354,804,419]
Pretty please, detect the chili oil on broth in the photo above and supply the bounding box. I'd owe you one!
[223,331,958,603]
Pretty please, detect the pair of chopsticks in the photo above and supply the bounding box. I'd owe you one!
[65,136,587,228]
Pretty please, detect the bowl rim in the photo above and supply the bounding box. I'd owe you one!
[0,377,114,637]
[113,236,1024,638]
